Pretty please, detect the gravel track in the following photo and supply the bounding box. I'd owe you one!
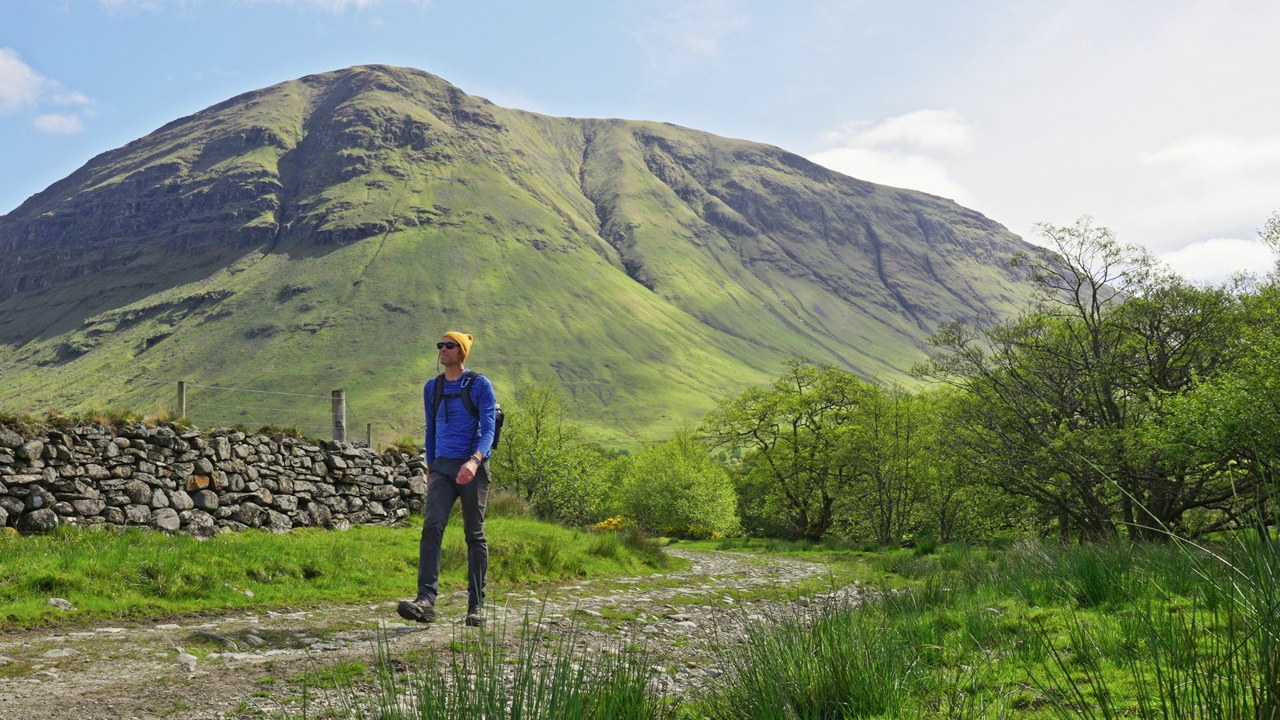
[0,549,860,719]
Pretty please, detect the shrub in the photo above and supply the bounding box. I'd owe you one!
[615,428,740,537]
[486,488,534,519]
[590,516,636,533]
[387,436,421,454]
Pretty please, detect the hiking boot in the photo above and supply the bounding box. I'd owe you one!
[397,598,436,623]
[464,605,485,627]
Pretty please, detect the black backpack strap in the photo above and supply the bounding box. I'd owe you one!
[459,370,480,420]
[434,371,481,424]
[431,373,446,426]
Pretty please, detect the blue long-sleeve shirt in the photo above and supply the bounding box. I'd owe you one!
[423,372,496,464]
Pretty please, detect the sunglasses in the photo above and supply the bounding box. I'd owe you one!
[436,341,460,349]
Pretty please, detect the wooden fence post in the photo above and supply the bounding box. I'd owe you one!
[332,390,346,442]
[366,423,372,447]
[177,381,187,419]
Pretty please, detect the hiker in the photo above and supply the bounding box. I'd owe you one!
[398,331,497,627]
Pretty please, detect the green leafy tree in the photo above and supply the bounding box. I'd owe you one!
[919,217,1243,540]
[1156,281,1280,534]
[702,359,873,541]
[913,387,1029,543]
[615,427,740,537]
[494,381,611,524]
[836,383,925,546]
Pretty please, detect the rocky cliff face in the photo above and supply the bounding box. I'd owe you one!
[0,65,1041,442]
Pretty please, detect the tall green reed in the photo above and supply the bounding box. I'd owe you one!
[1028,529,1279,719]
[318,608,671,720]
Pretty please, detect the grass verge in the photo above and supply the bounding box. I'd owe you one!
[0,514,678,628]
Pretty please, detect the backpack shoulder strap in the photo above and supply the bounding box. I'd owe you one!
[459,370,480,419]
[430,373,446,423]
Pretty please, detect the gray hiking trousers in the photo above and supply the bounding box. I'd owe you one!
[416,457,489,610]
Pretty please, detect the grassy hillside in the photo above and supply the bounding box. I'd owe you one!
[0,65,1040,446]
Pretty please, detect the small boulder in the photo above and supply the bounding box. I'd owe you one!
[70,497,106,516]
[84,464,110,480]
[264,509,292,533]
[168,489,194,511]
[16,508,58,533]
[124,504,152,525]
[24,486,56,511]
[191,489,218,511]
[307,502,332,528]
[46,598,75,612]
[232,503,265,528]
[124,479,152,505]
[182,509,217,538]
[151,507,180,533]
[211,436,231,461]
[14,440,44,460]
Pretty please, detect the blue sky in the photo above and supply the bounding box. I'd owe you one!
[3,0,1278,283]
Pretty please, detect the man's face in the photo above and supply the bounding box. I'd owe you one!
[438,337,461,363]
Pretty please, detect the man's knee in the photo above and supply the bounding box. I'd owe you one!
[420,515,448,542]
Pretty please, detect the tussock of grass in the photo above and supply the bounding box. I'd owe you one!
[310,615,672,720]
[0,516,678,628]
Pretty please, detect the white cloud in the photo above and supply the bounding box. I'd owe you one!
[0,47,93,136]
[935,0,1280,278]
[1160,236,1278,284]
[33,113,86,135]
[822,109,975,155]
[808,109,974,201]
[0,48,45,114]
[51,90,94,107]
[1141,134,1280,178]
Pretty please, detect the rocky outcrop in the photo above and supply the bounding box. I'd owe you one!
[0,422,426,537]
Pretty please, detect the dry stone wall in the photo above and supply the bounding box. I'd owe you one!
[0,422,427,536]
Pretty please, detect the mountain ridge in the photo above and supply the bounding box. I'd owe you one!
[0,64,1039,444]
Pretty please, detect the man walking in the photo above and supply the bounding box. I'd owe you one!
[398,331,497,627]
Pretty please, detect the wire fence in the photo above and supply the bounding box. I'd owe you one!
[0,358,381,446]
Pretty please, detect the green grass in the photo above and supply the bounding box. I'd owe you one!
[0,515,680,628]
[238,530,1279,718]
[312,617,672,720]
[686,536,1280,719]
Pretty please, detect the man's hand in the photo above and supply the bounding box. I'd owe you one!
[456,458,479,485]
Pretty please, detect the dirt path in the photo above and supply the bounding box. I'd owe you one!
[0,549,859,719]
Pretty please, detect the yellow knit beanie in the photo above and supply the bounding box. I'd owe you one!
[443,331,474,362]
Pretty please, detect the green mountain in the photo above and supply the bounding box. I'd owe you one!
[0,65,1037,446]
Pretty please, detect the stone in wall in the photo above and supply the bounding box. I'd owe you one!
[0,421,426,537]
